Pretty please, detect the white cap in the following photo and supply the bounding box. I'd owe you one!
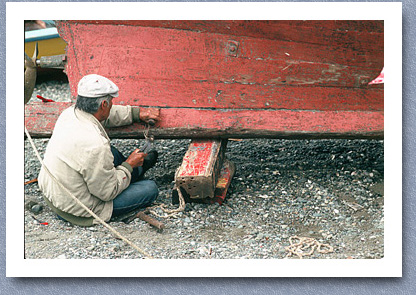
[77,74,119,98]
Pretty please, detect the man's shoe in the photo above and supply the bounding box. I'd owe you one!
[142,150,158,173]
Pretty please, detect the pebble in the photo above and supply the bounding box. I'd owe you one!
[256,233,264,240]
[31,204,43,213]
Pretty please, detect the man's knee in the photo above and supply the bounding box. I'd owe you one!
[136,180,158,203]
[146,180,159,201]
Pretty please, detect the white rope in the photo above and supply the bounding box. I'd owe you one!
[148,186,186,218]
[24,126,153,259]
[285,236,333,259]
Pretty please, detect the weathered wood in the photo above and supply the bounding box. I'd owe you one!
[25,21,384,139]
[172,158,236,205]
[103,80,383,111]
[77,50,382,91]
[175,140,227,199]
[24,102,383,139]
[212,159,236,205]
[74,20,384,45]
[58,21,383,101]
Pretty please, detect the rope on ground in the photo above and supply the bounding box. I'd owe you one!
[147,186,186,218]
[143,124,186,219]
[285,235,333,259]
[25,126,153,259]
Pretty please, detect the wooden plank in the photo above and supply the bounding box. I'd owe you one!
[60,21,382,68]
[78,46,382,89]
[72,20,384,43]
[58,21,383,94]
[24,102,383,139]
[103,79,384,112]
[25,102,68,137]
[30,21,384,140]
[57,20,383,111]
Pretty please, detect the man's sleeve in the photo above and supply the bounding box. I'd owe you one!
[102,105,140,128]
[80,143,132,202]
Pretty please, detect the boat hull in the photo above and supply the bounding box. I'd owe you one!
[25,20,384,139]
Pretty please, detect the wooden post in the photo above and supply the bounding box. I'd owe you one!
[175,139,227,200]
[172,140,235,205]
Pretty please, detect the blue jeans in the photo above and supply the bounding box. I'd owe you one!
[110,146,158,217]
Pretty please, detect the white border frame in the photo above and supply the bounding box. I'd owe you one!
[7,2,402,277]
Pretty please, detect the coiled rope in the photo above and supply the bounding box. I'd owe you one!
[147,186,186,218]
[285,235,333,259]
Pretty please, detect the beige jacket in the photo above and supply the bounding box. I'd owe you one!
[38,105,140,224]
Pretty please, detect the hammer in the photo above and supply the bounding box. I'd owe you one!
[123,210,165,232]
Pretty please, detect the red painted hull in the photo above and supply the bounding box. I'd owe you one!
[25,20,384,139]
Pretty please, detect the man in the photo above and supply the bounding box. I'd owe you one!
[38,74,160,226]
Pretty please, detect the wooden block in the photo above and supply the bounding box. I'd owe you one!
[211,159,236,205]
[175,139,227,199]
[171,158,235,205]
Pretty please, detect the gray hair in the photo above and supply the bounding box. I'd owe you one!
[75,95,112,114]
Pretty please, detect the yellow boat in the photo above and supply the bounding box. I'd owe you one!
[24,21,66,58]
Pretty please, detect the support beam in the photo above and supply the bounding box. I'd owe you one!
[175,139,227,200]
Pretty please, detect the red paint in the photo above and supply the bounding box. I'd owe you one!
[58,21,383,98]
[74,20,384,46]
[77,47,380,88]
[369,68,384,85]
[36,95,55,103]
[212,160,235,205]
[177,141,217,177]
[25,21,384,139]
[175,139,225,199]
[157,108,384,133]
[111,80,383,111]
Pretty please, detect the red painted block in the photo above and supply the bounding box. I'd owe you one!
[175,139,226,199]
[211,159,236,205]
[171,158,235,205]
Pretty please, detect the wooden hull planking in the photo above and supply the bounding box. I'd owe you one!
[25,20,384,139]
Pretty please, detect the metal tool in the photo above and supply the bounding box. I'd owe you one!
[140,123,154,153]
[140,135,154,153]
[122,210,165,232]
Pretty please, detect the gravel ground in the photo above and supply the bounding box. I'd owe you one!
[24,78,384,259]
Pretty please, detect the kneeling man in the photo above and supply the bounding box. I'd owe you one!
[38,74,160,226]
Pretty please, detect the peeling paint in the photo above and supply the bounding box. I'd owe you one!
[31,21,384,139]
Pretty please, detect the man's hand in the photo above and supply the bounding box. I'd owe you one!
[125,149,147,168]
[140,108,160,125]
